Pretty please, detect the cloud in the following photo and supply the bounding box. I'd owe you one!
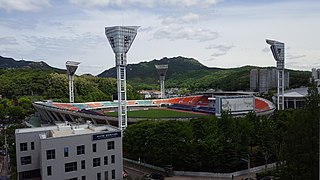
[0,36,19,46]
[0,19,37,30]
[262,47,270,53]
[139,26,154,33]
[69,0,221,8]
[161,13,201,25]
[205,43,234,57]
[24,33,105,52]
[154,26,218,42]
[286,54,306,60]
[0,0,50,12]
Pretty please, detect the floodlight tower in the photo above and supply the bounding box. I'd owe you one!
[66,61,80,103]
[266,39,285,110]
[155,65,168,99]
[105,26,139,130]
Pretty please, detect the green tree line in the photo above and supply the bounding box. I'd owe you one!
[0,69,141,102]
[123,85,319,178]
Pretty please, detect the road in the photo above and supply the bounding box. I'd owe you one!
[0,155,9,180]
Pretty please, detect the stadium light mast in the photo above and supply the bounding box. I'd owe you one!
[266,39,285,110]
[155,65,168,99]
[105,26,139,130]
[66,61,80,103]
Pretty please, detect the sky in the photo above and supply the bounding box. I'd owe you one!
[0,0,319,75]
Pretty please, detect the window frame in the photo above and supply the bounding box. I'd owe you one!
[93,157,101,167]
[31,142,35,150]
[92,143,97,153]
[111,155,115,164]
[47,166,52,176]
[107,141,115,150]
[77,145,85,155]
[21,156,32,165]
[46,149,56,160]
[111,170,115,180]
[65,162,77,173]
[20,142,28,151]
[64,147,69,157]
[81,160,85,169]
[104,156,108,165]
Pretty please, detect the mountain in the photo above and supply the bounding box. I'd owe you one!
[99,56,215,78]
[98,56,311,91]
[0,56,64,71]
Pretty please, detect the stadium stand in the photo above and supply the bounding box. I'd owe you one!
[33,94,275,124]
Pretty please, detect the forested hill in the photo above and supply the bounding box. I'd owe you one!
[98,56,311,91]
[0,56,64,72]
[98,56,215,78]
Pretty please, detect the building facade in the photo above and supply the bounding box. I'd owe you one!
[311,68,320,86]
[15,123,122,180]
[250,68,289,93]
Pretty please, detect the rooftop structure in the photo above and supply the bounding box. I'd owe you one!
[15,123,122,180]
[66,61,80,103]
[105,26,139,130]
[155,64,168,99]
[272,87,320,109]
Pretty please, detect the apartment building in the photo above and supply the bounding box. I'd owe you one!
[15,123,122,180]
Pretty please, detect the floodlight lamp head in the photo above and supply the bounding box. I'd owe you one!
[105,26,139,54]
[155,64,168,77]
[266,39,285,69]
[66,61,80,76]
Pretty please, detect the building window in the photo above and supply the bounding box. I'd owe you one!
[92,143,97,153]
[47,166,52,176]
[64,147,69,157]
[111,170,115,179]
[20,142,28,151]
[104,171,108,180]
[81,160,85,169]
[104,156,108,165]
[111,155,115,164]
[21,156,31,165]
[65,162,77,172]
[93,157,101,167]
[66,178,78,180]
[81,176,86,180]
[46,149,55,160]
[97,172,101,180]
[31,142,35,150]
[107,141,114,150]
[77,145,85,155]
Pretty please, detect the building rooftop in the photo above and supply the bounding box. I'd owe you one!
[16,122,120,139]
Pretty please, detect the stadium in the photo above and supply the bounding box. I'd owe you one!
[32,26,276,127]
[33,93,275,126]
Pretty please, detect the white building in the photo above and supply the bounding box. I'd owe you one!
[311,68,320,87]
[15,123,122,180]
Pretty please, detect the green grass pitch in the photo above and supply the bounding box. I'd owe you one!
[106,108,201,118]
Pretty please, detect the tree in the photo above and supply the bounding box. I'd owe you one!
[280,82,319,179]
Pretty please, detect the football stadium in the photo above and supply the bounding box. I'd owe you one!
[33,93,275,126]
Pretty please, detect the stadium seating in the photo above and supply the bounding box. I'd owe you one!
[168,104,194,111]
[36,95,274,117]
[254,98,270,112]
[193,106,215,114]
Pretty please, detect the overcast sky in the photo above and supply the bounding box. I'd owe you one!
[0,0,319,75]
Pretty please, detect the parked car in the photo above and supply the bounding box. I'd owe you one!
[123,170,128,178]
[143,173,165,180]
